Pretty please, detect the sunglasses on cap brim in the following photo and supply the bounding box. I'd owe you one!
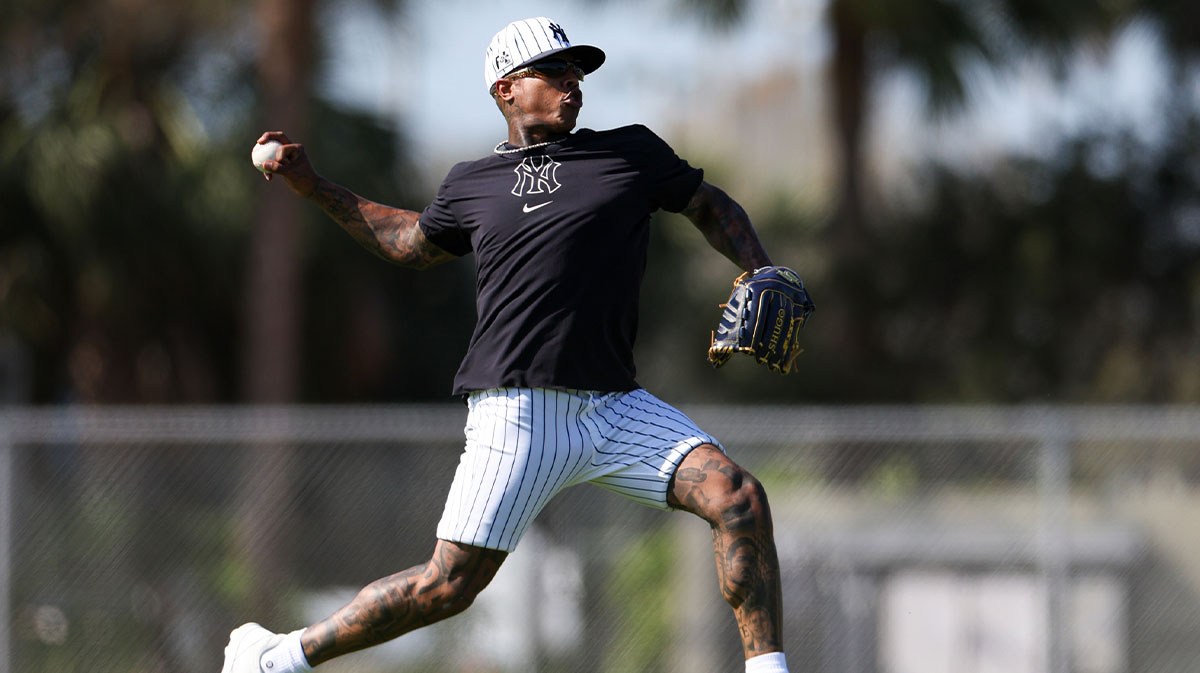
[507,59,586,82]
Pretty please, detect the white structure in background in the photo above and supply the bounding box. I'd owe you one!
[881,571,1127,673]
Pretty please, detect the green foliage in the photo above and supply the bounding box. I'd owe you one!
[819,125,1200,403]
[601,531,677,673]
[0,0,473,402]
[1,70,246,401]
[639,116,1200,405]
[296,103,476,401]
[3,0,1200,408]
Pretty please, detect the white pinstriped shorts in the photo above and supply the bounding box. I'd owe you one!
[436,387,724,552]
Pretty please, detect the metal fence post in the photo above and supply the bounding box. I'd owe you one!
[0,411,12,673]
[1037,408,1072,673]
[0,332,28,673]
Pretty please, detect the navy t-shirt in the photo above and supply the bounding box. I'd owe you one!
[418,124,704,395]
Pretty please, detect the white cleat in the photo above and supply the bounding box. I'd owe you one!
[221,623,285,673]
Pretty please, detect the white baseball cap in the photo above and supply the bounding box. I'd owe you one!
[484,17,605,93]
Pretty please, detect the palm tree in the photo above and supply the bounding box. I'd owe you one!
[827,0,1120,253]
[679,0,1119,252]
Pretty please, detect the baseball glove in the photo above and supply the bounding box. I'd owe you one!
[708,266,815,374]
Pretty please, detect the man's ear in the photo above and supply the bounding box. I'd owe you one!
[494,78,515,102]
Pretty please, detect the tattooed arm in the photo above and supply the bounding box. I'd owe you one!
[254,131,456,269]
[681,181,772,272]
[304,180,455,269]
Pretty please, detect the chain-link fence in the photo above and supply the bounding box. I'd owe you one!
[3,405,1200,673]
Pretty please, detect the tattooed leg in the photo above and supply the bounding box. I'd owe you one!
[300,539,507,666]
[668,445,783,659]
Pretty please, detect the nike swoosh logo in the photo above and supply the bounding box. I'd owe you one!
[523,201,552,213]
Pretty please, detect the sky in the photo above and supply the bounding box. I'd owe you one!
[318,0,827,168]
[316,0,1180,188]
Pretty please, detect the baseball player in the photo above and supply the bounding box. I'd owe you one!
[223,17,791,673]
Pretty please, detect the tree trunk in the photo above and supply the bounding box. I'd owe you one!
[244,0,313,405]
[236,0,314,623]
[830,0,869,264]
[826,0,888,480]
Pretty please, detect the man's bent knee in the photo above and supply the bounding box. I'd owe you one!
[719,472,771,532]
[421,540,507,619]
[669,446,772,527]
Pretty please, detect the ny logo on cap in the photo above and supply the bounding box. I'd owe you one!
[548,22,568,44]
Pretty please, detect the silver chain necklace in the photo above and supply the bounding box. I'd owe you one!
[493,137,566,155]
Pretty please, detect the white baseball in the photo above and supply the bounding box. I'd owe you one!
[252,140,283,173]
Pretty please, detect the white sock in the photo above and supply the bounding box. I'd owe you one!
[260,629,314,672]
[745,651,789,673]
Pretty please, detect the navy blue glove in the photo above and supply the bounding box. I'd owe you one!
[708,266,815,374]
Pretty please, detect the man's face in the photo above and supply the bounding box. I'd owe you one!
[501,59,584,133]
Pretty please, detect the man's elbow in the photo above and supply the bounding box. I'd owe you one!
[381,244,455,270]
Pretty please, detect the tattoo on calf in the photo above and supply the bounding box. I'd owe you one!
[674,453,783,657]
[302,546,505,666]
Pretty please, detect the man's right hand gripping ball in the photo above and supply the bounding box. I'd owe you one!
[707,266,815,375]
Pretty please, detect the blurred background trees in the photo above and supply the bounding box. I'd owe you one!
[4,2,1200,670]
[1,0,1199,406]
[1,0,473,406]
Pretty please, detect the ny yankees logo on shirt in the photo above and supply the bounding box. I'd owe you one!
[511,155,562,198]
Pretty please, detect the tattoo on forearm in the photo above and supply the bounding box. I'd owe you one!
[308,180,454,269]
[682,183,772,271]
